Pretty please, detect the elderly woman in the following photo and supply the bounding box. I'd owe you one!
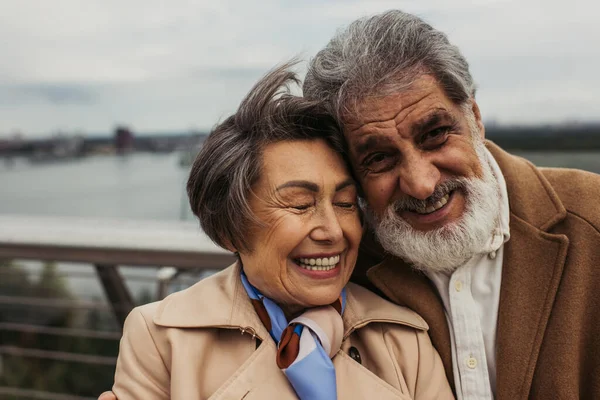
[110,63,453,400]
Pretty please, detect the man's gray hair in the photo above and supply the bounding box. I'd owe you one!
[187,61,347,252]
[303,10,475,121]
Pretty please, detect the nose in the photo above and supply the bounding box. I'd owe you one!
[398,152,440,200]
[310,204,344,243]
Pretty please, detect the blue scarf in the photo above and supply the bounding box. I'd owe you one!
[240,271,346,400]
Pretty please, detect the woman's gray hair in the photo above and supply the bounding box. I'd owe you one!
[303,10,476,122]
[187,61,348,252]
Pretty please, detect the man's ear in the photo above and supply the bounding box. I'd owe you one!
[471,100,485,139]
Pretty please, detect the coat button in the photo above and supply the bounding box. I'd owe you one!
[348,346,362,364]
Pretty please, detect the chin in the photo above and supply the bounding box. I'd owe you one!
[370,160,502,274]
[306,289,343,307]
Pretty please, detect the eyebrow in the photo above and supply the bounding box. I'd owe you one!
[335,178,356,192]
[276,180,319,192]
[354,135,395,156]
[276,178,356,193]
[411,110,458,136]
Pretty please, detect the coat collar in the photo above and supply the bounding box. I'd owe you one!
[487,141,566,230]
[363,140,570,398]
[152,262,428,341]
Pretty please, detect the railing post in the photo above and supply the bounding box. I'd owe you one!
[94,264,134,329]
[156,266,180,300]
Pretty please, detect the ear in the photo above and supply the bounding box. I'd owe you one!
[471,100,485,139]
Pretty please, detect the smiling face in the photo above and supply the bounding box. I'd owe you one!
[344,75,501,271]
[238,139,362,309]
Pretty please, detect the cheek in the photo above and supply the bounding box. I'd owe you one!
[340,213,363,267]
[361,175,397,214]
[434,138,482,178]
[344,215,363,246]
[257,212,302,250]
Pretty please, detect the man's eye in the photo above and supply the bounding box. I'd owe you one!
[362,152,395,173]
[364,153,388,166]
[421,127,450,146]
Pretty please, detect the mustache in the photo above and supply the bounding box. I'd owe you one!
[392,179,466,213]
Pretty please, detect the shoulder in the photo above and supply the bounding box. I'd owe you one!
[345,283,428,332]
[540,167,600,230]
[131,300,161,322]
[150,264,239,328]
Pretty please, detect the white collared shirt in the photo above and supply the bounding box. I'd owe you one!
[426,148,510,400]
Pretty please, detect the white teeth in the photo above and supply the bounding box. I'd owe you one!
[413,193,451,215]
[297,255,341,271]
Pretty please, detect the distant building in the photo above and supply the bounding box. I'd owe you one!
[114,126,134,154]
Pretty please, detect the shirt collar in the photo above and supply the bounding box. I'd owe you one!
[483,146,511,257]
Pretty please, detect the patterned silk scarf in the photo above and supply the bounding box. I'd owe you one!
[240,271,346,400]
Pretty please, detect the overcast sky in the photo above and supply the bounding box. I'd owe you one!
[0,0,598,137]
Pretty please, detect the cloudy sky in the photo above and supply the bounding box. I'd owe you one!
[0,0,598,137]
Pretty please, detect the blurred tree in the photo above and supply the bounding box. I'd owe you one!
[0,260,118,397]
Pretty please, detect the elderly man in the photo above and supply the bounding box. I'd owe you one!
[302,9,600,400]
[100,9,599,400]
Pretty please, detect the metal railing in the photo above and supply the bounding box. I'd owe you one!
[0,214,235,400]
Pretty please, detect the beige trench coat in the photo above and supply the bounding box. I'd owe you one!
[113,263,453,399]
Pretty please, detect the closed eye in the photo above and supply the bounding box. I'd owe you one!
[291,204,312,210]
[335,202,357,209]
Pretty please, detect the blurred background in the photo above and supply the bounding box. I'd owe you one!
[0,0,598,398]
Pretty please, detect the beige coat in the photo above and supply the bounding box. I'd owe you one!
[113,263,453,399]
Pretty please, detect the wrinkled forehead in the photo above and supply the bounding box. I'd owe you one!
[341,75,444,126]
[342,75,456,136]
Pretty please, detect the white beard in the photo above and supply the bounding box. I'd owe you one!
[367,139,502,274]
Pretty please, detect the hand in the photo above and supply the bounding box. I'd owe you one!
[98,391,117,400]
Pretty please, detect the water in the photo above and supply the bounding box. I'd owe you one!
[512,151,600,174]
[0,152,193,221]
[2,151,599,220]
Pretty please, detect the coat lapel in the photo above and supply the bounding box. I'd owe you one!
[489,142,570,399]
[208,340,298,400]
[366,258,454,391]
[209,339,415,400]
[495,217,568,399]
[334,351,413,400]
